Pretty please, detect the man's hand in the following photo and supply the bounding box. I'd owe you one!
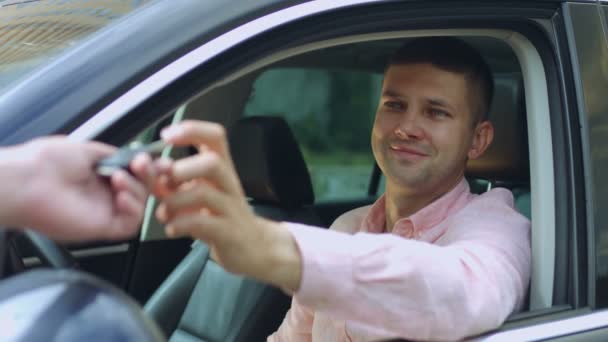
[154,121,302,291]
[0,137,154,242]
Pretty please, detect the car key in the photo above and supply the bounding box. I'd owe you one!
[95,140,170,177]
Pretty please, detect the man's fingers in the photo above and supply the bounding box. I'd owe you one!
[161,120,231,160]
[84,141,118,160]
[129,153,156,189]
[108,191,144,240]
[156,202,205,223]
[171,152,241,196]
[153,175,178,199]
[165,212,222,241]
[154,157,173,174]
[110,169,148,203]
[163,182,230,217]
[156,203,169,223]
[115,190,145,219]
[130,155,174,193]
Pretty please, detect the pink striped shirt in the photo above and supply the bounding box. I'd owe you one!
[268,179,530,341]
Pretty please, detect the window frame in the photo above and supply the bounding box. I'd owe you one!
[167,28,558,313]
[564,1,608,312]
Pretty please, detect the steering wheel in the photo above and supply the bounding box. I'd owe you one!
[0,229,165,341]
[1,227,77,278]
[0,258,164,341]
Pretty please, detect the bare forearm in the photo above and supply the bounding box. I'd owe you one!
[252,218,303,292]
[0,145,35,227]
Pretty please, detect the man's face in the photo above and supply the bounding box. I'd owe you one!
[372,63,483,193]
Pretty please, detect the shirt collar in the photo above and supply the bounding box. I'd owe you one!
[361,178,472,238]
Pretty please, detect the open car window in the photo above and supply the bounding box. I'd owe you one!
[176,32,555,315]
[243,67,381,202]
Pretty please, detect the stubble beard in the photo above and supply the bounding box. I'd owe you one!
[388,158,435,190]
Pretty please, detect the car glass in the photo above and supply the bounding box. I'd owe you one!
[243,67,382,202]
[0,0,153,93]
[602,5,608,46]
[594,2,608,309]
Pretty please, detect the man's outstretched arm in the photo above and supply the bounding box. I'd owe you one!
[281,208,529,341]
[154,120,530,341]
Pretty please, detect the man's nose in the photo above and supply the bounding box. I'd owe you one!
[394,109,424,139]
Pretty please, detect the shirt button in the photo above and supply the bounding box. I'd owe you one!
[393,225,413,238]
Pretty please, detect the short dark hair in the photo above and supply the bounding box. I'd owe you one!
[386,37,494,124]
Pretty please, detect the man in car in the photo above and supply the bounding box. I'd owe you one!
[148,37,531,341]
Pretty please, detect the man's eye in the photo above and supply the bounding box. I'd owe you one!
[384,101,403,110]
[429,109,449,118]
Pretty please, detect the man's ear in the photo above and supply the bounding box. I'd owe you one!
[468,120,494,160]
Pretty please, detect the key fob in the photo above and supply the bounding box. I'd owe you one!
[95,140,169,177]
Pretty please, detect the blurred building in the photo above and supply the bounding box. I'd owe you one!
[0,0,151,88]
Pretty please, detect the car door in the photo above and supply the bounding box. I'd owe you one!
[476,1,608,340]
[522,1,608,341]
[127,2,606,339]
[1,0,606,340]
[88,1,582,339]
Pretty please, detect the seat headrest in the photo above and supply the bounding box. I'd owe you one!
[228,116,315,208]
[466,74,529,182]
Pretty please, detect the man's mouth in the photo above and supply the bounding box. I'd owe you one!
[389,144,429,160]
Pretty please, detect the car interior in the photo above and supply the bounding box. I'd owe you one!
[138,35,546,341]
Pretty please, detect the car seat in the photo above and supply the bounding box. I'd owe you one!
[466,73,532,312]
[467,73,530,218]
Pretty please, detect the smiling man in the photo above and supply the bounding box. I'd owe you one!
[150,37,531,341]
[372,41,495,233]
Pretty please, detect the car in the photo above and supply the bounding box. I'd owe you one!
[0,0,607,340]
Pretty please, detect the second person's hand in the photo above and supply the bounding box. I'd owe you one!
[2,137,155,242]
